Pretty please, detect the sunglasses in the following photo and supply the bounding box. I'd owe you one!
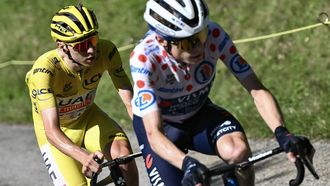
[68,34,98,52]
[170,27,208,51]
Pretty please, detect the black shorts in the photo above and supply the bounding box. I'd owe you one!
[133,99,245,185]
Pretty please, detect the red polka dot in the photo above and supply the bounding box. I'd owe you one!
[229,46,237,54]
[172,65,177,72]
[130,51,135,59]
[184,74,191,80]
[212,29,220,38]
[161,64,168,70]
[162,50,168,57]
[151,63,156,71]
[220,55,226,60]
[159,101,172,107]
[138,54,147,63]
[186,84,193,92]
[209,44,216,52]
[146,39,153,43]
[137,80,145,88]
[239,57,247,65]
[155,55,162,63]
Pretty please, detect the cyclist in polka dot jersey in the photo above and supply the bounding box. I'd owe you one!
[130,0,299,185]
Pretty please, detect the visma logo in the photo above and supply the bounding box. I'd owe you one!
[135,90,156,111]
[145,154,165,186]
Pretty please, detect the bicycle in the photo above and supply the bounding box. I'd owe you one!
[209,145,319,186]
[90,152,142,186]
[91,137,319,186]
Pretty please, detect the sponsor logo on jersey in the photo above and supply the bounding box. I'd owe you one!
[145,154,165,186]
[31,88,53,100]
[57,90,95,114]
[230,54,251,73]
[159,85,211,116]
[114,65,126,78]
[63,82,73,92]
[194,61,215,84]
[135,90,156,111]
[83,73,102,89]
[33,68,54,76]
[158,87,184,93]
[165,74,176,84]
[130,65,152,76]
[145,44,160,56]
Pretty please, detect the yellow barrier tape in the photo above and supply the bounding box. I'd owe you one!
[1,14,329,69]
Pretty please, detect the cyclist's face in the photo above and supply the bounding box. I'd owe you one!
[67,35,98,67]
[167,27,208,64]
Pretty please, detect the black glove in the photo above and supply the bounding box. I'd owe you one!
[181,156,210,186]
[275,126,315,155]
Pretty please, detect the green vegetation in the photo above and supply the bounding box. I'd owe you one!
[0,0,329,138]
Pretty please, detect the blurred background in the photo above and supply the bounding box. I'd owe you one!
[0,0,329,139]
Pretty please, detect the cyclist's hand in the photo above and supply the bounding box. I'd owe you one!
[275,126,315,162]
[181,156,210,186]
[82,151,104,178]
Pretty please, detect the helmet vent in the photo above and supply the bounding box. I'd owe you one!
[150,9,181,31]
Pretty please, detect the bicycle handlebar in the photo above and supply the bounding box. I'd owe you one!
[90,152,142,186]
[209,146,318,186]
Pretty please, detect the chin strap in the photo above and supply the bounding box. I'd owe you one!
[63,45,83,66]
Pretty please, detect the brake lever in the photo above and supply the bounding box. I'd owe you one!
[301,155,319,179]
[289,158,305,186]
[90,157,103,186]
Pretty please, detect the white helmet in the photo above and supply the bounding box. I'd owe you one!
[144,0,209,39]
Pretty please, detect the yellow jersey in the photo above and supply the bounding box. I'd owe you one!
[25,39,131,125]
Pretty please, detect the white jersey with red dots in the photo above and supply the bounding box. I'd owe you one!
[130,21,254,123]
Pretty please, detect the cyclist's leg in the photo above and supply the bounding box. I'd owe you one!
[34,122,88,186]
[83,104,138,186]
[189,101,255,186]
[133,115,187,186]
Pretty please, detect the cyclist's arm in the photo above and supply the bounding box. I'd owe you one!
[240,73,284,132]
[142,110,186,169]
[106,42,133,119]
[118,88,133,119]
[41,107,89,161]
[41,107,102,175]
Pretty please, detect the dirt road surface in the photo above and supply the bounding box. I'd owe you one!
[0,124,328,186]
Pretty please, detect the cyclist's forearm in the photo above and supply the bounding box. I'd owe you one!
[142,112,186,169]
[118,88,133,119]
[251,89,285,132]
[41,108,89,163]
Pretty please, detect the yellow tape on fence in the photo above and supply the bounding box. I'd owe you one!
[0,15,329,69]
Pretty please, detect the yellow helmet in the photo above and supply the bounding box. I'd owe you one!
[50,4,98,43]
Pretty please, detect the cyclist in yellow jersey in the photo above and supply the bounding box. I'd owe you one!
[25,4,138,186]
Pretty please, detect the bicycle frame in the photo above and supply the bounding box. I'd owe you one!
[90,152,142,186]
[209,146,319,186]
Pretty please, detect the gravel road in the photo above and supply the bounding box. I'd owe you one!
[0,124,328,186]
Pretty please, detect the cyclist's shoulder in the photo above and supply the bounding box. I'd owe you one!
[207,21,228,37]
[131,31,161,64]
[97,39,118,53]
[27,49,61,77]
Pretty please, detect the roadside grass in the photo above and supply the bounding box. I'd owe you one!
[0,0,329,138]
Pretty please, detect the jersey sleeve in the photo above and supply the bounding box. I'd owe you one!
[105,40,132,90]
[26,58,57,112]
[130,48,159,116]
[209,22,254,82]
